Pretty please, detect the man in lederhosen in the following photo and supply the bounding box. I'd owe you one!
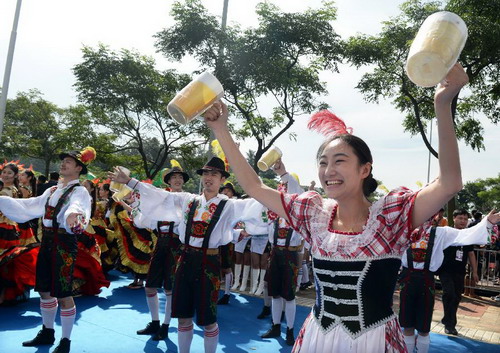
[133,160,190,340]
[112,156,261,353]
[0,147,95,353]
[261,159,304,346]
[399,210,499,353]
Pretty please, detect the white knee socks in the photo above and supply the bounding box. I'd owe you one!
[404,334,416,353]
[178,323,194,353]
[40,298,58,329]
[231,264,242,290]
[285,299,296,329]
[204,324,219,353]
[146,291,160,321]
[224,272,233,295]
[416,334,430,353]
[60,306,76,339]
[271,298,284,325]
[163,293,172,325]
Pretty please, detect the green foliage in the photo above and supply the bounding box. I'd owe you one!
[345,0,500,155]
[457,174,500,212]
[155,0,344,170]
[0,90,114,176]
[73,44,211,179]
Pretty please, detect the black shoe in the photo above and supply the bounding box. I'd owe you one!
[217,294,230,305]
[22,325,55,346]
[137,320,160,335]
[300,281,312,290]
[257,305,271,319]
[52,338,71,353]
[285,327,295,346]
[261,324,281,338]
[445,327,458,335]
[152,324,169,341]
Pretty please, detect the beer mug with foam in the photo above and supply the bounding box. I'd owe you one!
[112,185,132,203]
[110,166,130,193]
[257,146,283,171]
[406,11,468,87]
[167,71,224,124]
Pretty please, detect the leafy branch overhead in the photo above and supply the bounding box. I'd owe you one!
[345,0,500,157]
[155,0,343,170]
[72,45,211,179]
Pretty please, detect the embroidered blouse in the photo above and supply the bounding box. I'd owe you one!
[127,178,263,249]
[0,179,91,234]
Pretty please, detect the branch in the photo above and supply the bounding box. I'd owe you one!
[401,75,438,158]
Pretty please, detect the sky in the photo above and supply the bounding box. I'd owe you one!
[0,0,498,191]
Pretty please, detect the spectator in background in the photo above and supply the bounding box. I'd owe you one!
[37,172,59,196]
[437,209,479,335]
[432,208,448,227]
[468,211,482,228]
[36,175,47,188]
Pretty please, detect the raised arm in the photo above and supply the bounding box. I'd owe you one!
[0,191,50,223]
[412,63,469,228]
[204,103,287,219]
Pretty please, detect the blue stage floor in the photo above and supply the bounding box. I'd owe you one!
[0,271,498,352]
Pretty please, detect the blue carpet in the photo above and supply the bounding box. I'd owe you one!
[0,271,498,352]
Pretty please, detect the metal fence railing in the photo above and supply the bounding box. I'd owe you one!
[465,248,500,294]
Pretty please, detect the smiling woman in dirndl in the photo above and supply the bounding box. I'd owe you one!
[202,64,469,352]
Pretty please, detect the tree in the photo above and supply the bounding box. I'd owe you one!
[345,0,500,157]
[73,45,210,179]
[155,0,343,170]
[0,90,113,175]
[457,174,500,212]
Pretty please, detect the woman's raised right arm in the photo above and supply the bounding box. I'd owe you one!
[204,102,288,219]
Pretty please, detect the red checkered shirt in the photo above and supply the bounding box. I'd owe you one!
[280,187,418,259]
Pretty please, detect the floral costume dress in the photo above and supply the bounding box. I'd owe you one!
[282,187,418,353]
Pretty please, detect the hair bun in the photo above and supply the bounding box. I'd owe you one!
[363,174,378,197]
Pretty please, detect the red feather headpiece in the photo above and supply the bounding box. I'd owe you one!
[307,110,353,137]
[79,147,97,165]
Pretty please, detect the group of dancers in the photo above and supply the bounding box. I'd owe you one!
[0,63,499,353]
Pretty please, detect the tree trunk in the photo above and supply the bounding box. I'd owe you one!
[44,159,51,177]
[447,197,456,227]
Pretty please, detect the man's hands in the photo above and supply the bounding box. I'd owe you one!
[108,167,131,184]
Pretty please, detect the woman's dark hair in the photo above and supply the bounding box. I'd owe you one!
[2,163,20,191]
[316,134,378,197]
[83,180,97,217]
[23,170,37,196]
[101,183,113,211]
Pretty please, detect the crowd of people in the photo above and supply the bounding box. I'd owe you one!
[0,63,499,353]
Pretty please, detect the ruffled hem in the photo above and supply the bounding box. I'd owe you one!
[0,244,40,301]
[292,312,406,353]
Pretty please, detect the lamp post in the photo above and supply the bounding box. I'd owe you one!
[0,0,23,140]
[426,118,433,184]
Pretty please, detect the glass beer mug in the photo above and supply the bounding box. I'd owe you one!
[257,146,283,172]
[167,71,224,124]
[112,185,132,203]
[406,11,468,87]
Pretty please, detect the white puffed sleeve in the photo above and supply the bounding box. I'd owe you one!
[0,188,52,222]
